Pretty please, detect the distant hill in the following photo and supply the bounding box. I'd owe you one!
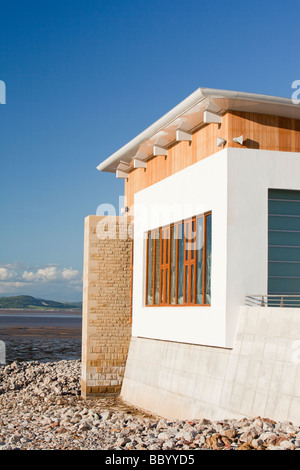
[0,295,82,310]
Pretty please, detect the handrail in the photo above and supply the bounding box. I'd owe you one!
[245,294,300,307]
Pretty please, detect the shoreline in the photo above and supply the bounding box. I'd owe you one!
[0,308,82,314]
[0,359,300,450]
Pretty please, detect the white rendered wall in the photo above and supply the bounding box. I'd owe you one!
[132,147,300,349]
[132,149,228,348]
[226,148,300,345]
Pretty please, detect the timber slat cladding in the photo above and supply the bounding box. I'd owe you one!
[228,111,300,152]
[125,112,300,209]
[125,121,221,208]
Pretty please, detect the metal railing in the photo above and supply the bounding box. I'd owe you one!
[245,294,300,308]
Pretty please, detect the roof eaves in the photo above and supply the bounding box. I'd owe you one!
[97,88,297,173]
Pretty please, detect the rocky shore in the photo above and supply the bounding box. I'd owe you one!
[0,359,300,450]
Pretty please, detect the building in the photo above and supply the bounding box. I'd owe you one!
[81,87,300,424]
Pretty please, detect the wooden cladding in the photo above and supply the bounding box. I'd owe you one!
[125,121,221,209]
[227,111,300,152]
[125,111,300,210]
[146,212,212,307]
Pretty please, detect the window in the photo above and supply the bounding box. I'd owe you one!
[145,212,212,306]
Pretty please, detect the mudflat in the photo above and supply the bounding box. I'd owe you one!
[0,309,82,337]
[0,326,81,338]
[0,309,82,363]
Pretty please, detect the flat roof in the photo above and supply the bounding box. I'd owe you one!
[97,87,300,173]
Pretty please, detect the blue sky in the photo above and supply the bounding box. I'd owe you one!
[0,0,299,301]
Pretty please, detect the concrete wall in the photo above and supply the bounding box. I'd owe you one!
[81,215,132,398]
[121,306,300,425]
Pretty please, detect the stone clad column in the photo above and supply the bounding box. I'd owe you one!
[81,215,132,398]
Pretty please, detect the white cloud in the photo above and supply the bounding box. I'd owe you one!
[0,267,15,281]
[0,281,25,294]
[22,266,58,282]
[21,266,80,283]
[61,268,80,280]
[0,263,82,300]
[22,271,35,282]
[36,266,59,281]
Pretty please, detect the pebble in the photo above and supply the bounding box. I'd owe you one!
[0,359,300,450]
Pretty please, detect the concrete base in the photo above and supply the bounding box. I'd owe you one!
[121,306,300,424]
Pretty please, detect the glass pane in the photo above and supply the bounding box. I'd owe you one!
[191,264,194,304]
[165,268,169,304]
[161,230,164,265]
[177,223,184,304]
[170,225,176,304]
[205,214,212,305]
[154,231,160,304]
[146,233,154,305]
[191,220,195,259]
[165,229,169,264]
[185,222,190,261]
[184,266,188,303]
[160,269,164,304]
[196,217,204,304]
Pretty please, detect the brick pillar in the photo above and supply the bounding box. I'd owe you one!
[81,215,132,398]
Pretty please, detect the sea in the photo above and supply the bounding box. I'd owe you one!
[0,309,82,364]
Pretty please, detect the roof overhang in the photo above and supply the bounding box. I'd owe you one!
[97,87,300,174]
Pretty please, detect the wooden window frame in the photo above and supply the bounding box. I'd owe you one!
[182,217,197,306]
[145,211,211,307]
[159,226,171,305]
